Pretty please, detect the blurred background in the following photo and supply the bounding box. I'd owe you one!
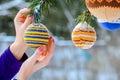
[0,0,120,80]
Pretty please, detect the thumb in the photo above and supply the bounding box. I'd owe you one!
[21,15,33,30]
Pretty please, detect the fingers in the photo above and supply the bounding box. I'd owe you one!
[43,36,54,62]
[28,46,45,64]
[41,36,54,61]
[36,46,47,62]
[14,8,31,23]
[32,37,54,71]
[46,36,54,58]
[21,15,33,29]
[17,14,27,23]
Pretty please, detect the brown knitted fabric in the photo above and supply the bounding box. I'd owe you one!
[86,0,120,8]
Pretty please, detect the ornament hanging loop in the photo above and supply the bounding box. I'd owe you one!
[34,5,41,23]
[33,0,46,23]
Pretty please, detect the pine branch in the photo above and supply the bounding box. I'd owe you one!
[26,0,98,28]
[27,0,72,15]
[75,10,98,28]
[27,0,55,15]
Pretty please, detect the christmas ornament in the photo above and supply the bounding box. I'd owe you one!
[24,4,50,49]
[72,22,97,49]
[24,23,50,48]
[85,0,120,21]
[98,18,120,31]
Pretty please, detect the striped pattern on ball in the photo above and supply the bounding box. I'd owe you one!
[72,22,96,49]
[24,23,50,48]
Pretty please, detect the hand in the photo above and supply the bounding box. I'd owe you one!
[16,37,54,80]
[10,8,33,60]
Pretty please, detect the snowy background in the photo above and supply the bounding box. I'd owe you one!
[0,0,120,80]
[0,32,120,80]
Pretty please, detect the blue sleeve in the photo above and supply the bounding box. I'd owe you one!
[0,46,28,80]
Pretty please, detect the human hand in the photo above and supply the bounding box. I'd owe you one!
[10,8,33,60]
[16,37,54,80]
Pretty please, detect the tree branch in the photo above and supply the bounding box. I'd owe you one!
[59,0,75,33]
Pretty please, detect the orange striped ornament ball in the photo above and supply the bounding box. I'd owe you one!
[86,0,120,21]
[24,23,50,49]
[72,22,97,49]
